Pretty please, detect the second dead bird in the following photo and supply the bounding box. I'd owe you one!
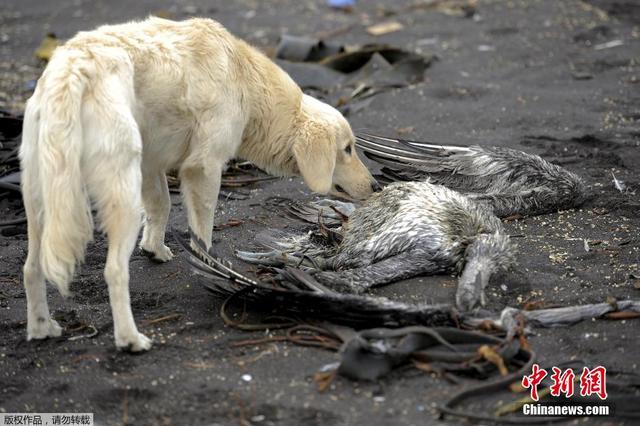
[238,180,514,311]
[356,133,587,218]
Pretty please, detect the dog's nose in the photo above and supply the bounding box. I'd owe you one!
[371,180,383,192]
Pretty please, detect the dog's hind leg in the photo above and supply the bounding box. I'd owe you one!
[23,178,63,340]
[95,161,151,351]
[21,100,63,340]
[140,169,173,262]
[85,100,151,351]
[103,203,151,352]
[101,192,151,351]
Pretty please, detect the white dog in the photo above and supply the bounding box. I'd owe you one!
[20,17,378,351]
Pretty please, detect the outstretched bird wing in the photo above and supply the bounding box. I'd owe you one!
[355,132,587,217]
[173,228,457,328]
[355,132,505,184]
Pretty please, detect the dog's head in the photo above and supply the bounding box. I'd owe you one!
[293,95,379,200]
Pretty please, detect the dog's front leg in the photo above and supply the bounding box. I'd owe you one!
[179,162,223,249]
[140,170,173,262]
[179,112,244,248]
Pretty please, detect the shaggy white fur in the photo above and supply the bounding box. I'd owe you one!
[19,17,376,351]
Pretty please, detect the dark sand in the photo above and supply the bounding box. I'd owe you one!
[1,1,639,425]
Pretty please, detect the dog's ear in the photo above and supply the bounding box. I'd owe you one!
[292,125,336,194]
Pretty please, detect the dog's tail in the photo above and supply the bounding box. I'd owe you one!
[30,50,94,295]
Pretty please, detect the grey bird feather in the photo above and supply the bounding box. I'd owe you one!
[611,171,626,192]
[355,133,587,217]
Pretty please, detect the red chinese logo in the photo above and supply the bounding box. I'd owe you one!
[549,367,575,397]
[521,363,548,401]
[521,365,607,401]
[580,366,608,400]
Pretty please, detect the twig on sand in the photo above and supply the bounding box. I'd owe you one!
[213,219,244,231]
[67,325,98,341]
[140,313,182,327]
[184,361,216,370]
[161,270,181,283]
[122,389,129,425]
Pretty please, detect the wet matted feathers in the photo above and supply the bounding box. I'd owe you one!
[238,181,515,311]
[173,228,458,328]
[355,132,587,217]
[174,228,640,334]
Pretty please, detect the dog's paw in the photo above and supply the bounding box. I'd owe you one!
[140,244,174,263]
[27,317,63,340]
[116,332,152,352]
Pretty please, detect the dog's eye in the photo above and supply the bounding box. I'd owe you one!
[345,145,352,155]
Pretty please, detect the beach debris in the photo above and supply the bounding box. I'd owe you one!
[570,69,594,80]
[140,313,182,327]
[366,21,404,36]
[67,325,98,341]
[478,345,509,376]
[213,219,244,231]
[573,24,613,45]
[34,33,61,61]
[336,325,527,381]
[409,0,477,18]
[477,44,495,52]
[631,273,640,289]
[611,171,626,192]
[0,110,23,140]
[327,0,355,12]
[314,369,337,391]
[276,35,344,62]
[151,10,175,19]
[594,39,624,50]
[276,41,431,114]
[395,126,415,135]
[0,112,25,228]
[54,310,99,341]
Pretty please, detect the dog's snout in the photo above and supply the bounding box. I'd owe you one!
[371,180,383,192]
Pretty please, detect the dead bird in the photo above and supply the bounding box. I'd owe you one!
[176,228,459,328]
[355,133,587,217]
[238,181,515,311]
